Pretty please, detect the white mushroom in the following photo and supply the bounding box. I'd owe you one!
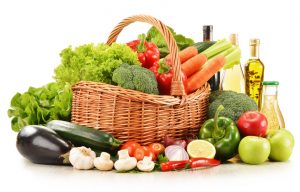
[114,149,137,171]
[94,152,114,171]
[69,146,96,170]
[137,156,155,172]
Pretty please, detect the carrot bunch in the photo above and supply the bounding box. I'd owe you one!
[166,39,241,94]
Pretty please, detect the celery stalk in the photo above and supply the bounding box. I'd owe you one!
[202,39,232,58]
[209,46,235,60]
[223,47,241,69]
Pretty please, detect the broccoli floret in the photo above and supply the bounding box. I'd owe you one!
[208,90,258,121]
[112,63,159,94]
[112,64,133,86]
[209,90,238,103]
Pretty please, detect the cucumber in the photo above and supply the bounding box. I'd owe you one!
[193,41,216,53]
[46,120,122,155]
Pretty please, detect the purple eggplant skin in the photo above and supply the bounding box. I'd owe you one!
[16,125,72,165]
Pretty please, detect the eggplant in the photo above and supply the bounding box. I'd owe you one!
[16,125,72,165]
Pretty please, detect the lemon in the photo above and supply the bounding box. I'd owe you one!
[187,140,216,159]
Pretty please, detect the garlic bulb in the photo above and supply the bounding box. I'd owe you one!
[69,147,96,170]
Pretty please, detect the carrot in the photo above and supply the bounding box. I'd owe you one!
[166,46,198,64]
[187,55,226,94]
[181,54,207,77]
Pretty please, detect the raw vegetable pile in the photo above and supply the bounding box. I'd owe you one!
[8,23,295,173]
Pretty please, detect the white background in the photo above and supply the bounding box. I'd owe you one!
[1,0,299,191]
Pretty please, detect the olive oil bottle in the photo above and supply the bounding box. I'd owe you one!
[245,39,264,109]
[221,34,245,93]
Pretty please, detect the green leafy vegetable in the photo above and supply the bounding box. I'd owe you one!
[8,83,72,132]
[54,43,140,85]
[143,26,194,58]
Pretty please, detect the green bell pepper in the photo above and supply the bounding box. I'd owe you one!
[199,105,240,161]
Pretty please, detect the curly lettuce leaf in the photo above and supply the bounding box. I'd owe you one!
[8,82,72,132]
[54,43,140,85]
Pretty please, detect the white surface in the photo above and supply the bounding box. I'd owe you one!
[1,0,299,191]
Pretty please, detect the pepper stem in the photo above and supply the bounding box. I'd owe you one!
[158,59,171,74]
[137,34,146,53]
[212,105,226,140]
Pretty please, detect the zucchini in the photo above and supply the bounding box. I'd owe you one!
[46,120,122,155]
[193,41,216,53]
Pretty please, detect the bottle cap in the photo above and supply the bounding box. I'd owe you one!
[263,81,279,86]
[203,25,213,31]
[250,39,260,46]
[230,34,238,46]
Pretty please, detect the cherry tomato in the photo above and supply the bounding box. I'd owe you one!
[120,141,141,157]
[149,143,165,156]
[134,146,156,161]
[142,146,157,161]
[148,151,156,161]
[134,146,147,161]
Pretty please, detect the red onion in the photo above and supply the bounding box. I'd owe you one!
[165,145,189,161]
[163,136,176,147]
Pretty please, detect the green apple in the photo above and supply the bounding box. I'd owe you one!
[267,129,294,162]
[238,136,270,164]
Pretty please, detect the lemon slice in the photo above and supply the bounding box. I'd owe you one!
[187,140,216,159]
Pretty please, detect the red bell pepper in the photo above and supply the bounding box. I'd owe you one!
[127,35,160,69]
[160,158,220,172]
[150,59,187,95]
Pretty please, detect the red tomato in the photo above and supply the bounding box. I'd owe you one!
[134,146,156,161]
[237,111,268,137]
[148,150,156,161]
[149,143,165,156]
[134,146,147,161]
[120,141,141,157]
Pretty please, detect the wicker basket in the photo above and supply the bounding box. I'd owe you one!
[71,15,210,145]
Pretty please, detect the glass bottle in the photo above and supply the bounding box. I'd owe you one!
[204,25,220,91]
[245,39,264,109]
[221,34,245,93]
[260,81,285,131]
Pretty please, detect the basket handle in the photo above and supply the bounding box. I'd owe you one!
[106,15,186,96]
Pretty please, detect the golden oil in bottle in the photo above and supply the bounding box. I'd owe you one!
[260,81,285,132]
[245,39,264,109]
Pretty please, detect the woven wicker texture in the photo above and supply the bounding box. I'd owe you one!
[71,15,210,145]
